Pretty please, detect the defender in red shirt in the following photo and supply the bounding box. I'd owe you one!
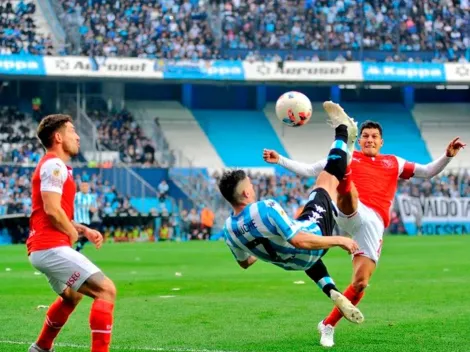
[264,101,466,347]
[28,114,116,352]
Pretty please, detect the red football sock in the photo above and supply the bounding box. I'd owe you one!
[337,166,352,195]
[324,284,365,327]
[36,297,76,350]
[90,299,114,352]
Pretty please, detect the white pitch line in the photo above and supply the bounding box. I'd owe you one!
[0,340,240,352]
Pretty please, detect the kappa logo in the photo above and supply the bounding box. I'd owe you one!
[314,204,326,213]
[308,211,323,223]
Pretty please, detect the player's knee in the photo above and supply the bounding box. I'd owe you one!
[96,277,117,302]
[352,278,368,293]
[61,288,84,306]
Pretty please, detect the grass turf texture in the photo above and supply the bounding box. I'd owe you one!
[0,236,469,352]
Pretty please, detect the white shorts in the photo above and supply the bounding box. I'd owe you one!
[333,200,385,263]
[29,246,101,294]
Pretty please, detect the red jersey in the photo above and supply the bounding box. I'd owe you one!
[26,153,76,254]
[350,151,415,227]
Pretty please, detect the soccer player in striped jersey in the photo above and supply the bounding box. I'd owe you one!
[219,123,365,325]
[74,181,98,252]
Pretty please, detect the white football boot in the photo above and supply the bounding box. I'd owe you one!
[317,320,335,347]
[323,101,358,163]
[28,343,55,352]
[330,290,364,324]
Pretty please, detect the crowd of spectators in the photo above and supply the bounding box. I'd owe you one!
[2,0,470,61]
[220,0,470,62]
[0,0,54,55]
[60,0,216,59]
[0,106,43,165]
[90,109,160,165]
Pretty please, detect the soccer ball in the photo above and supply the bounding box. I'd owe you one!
[275,91,312,127]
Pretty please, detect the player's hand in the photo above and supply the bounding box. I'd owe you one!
[263,149,280,164]
[337,237,359,254]
[446,137,466,157]
[83,228,104,249]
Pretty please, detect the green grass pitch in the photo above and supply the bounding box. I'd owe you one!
[0,236,469,352]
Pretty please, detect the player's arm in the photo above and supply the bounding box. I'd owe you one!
[40,160,78,244]
[224,229,258,269]
[238,255,258,269]
[72,221,103,249]
[289,232,358,253]
[398,138,466,179]
[266,200,358,253]
[263,149,326,177]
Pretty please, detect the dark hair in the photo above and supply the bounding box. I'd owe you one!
[360,120,383,137]
[218,169,247,205]
[37,114,73,148]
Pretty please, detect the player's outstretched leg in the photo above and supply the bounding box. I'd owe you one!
[305,260,364,326]
[29,289,83,352]
[323,101,358,161]
[79,273,117,352]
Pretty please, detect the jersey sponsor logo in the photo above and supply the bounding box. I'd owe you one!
[308,211,323,223]
[314,204,326,213]
[327,154,341,160]
[66,271,81,287]
[233,219,257,237]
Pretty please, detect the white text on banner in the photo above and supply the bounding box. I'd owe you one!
[397,195,470,235]
[444,63,470,83]
[44,56,163,79]
[243,61,363,82]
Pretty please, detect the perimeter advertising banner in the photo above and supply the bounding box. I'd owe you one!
[396,195,470,235]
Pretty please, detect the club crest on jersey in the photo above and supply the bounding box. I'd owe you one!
[381,159,394,168]
[52,168,61,178]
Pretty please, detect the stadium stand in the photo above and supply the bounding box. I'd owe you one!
[61,0,216,58]
[0,0,55,55]
[0,106,43,164]
[413,104,470,167]
[220,0,470,61]
[191,109,288,167]
[126,101,224,168]
[48,0,470,61]
[89,109,160,165]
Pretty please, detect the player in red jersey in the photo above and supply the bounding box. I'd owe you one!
[263,101,466,347]
[27,114,116,352]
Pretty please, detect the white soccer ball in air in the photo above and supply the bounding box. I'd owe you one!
[275,91,313,127]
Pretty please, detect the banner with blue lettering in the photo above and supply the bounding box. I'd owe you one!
[157,60,245,80]
[362,62,446,83]
[397,195,470,235]
[0,55,46,76]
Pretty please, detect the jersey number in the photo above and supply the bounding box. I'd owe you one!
[246,238,292,263]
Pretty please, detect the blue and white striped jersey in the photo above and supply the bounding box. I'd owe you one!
[223,199,324,271]
[74,192,97,225]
